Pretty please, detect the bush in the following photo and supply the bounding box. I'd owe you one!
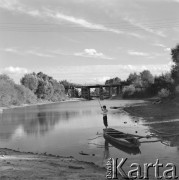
[158,88,170,98]
[175,85,179,94]
[0,75,16,106]
[0,74,37,106]
[122,85,136,98]
[14,84,37,104]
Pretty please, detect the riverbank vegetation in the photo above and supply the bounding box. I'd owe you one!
[106,44,179,100]
[0,72,66,107]
[1,44,179,106]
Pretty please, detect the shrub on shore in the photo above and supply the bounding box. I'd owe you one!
[21,72,66,102]
[0,74,37,106]
[158,88,170,99]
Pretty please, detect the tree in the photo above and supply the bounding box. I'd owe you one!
[127,73,142,87]
[0,75,16,106]
[171,44,179,85]
[14,84,37,104]
[50,79,65,101]
[35,80,53,99]
[60,80,72,94]
[0,74,37,106]
[153,73,174,94]
[113,77,121,84]
[21,73,38,92]
[140,70,154,88]
[105,77,121,85]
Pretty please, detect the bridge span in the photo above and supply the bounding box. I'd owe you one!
[70,84,125,100]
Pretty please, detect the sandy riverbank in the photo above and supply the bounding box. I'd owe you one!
[0,148,108,180]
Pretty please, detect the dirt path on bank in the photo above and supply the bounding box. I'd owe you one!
[0,148,107,180]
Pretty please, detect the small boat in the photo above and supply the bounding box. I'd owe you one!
[104,140,141,155]
[103,128,140,148]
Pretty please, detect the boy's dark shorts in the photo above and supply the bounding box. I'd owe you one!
[103,116,108,127]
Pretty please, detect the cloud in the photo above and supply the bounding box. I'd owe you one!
[1,47,55,58]
[152,43,171,52]
[0,0,123,34]
[74,49,113,59]
[123,17,166,37]
[1,62,172,84]
[44,9,124,35]
[36,62,172,84]
[1,66,29,83]
[0,0,143,38]
[128,50,149,56]
[0,0,41,17]
[2,48,23,55]
[153,43,166,48]
[92,76,111,84]
[164,48,171,52]
[26,50,55,58]
[3,66,28,74]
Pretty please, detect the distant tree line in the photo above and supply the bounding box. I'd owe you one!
[105,44,179,99]
[0,72,67,107]
[1,44,179,106]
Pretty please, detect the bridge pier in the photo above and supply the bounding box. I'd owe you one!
[108,87,112,97]
[99,87,104,100]
[71,87,75,97]
[81,87,91,100]
[116,86,120,95]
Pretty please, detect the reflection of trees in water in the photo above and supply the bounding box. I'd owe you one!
[23,110,80,135]
[148,121,179,148]
[0,106,80,139]
[82,110,92,115]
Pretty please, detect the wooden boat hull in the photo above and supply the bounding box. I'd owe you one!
[103,128,140,148]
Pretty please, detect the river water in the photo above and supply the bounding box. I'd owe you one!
[0,99,178,178]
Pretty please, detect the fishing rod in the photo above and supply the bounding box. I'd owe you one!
[98,98,102,109]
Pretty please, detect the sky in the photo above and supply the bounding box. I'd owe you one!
[0,0,179,84]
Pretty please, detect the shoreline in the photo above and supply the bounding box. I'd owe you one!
[0,98,114,179]
[0,147,107,180]
[123,98,179,120]
[0,97,86,113]
[1,98,178,179]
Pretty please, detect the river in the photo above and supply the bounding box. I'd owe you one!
[0,99,178,178]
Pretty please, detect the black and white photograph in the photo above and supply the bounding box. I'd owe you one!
[0,0,179,179]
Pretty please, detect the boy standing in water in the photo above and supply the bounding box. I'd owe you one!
[101,105,108,128]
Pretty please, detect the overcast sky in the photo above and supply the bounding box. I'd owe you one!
[0,0,179,84]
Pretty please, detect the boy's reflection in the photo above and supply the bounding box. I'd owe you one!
[103,140,110,160]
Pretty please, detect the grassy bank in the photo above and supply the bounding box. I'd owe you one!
[123,98,179,136]
[124,99,179,121]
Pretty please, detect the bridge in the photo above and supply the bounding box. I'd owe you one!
[69,84,126,100]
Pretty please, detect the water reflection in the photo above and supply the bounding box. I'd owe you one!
[103,140,110,160]
[0,104,90,139]
[0,99,178,172]
[104,138,141,155]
